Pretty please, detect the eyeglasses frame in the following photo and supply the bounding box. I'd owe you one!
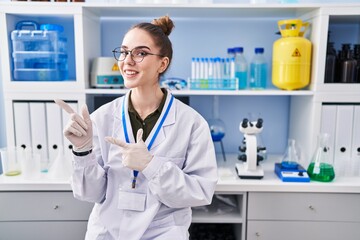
[112,47,165,63]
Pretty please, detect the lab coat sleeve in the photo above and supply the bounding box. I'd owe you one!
[142,115,218,208]
[71,120,107,204]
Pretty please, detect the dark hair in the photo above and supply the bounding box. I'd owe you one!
[129,15,174,75]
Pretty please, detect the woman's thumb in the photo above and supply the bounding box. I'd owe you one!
[136,128,144,143]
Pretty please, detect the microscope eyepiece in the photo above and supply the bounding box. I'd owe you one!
[256,118,263,128]
[241,118,249,128]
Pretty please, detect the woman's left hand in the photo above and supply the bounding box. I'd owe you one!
[105,129,152,172]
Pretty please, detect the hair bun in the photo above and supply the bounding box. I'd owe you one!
[151,15,174,36]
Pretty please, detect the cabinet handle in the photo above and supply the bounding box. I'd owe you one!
[255,232,260,237]
[53,205,59,210]
[308,205,315,211]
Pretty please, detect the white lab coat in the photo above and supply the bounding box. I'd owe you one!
[71,90,218,240]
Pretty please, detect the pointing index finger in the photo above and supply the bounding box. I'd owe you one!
[54,99,75,114]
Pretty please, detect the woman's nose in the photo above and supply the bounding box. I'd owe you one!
[123,53,135,64]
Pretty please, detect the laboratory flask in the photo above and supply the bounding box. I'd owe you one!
[281,139,300,169]
[272,19,312,90]
[307,133,335,182]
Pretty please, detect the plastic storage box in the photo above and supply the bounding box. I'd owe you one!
[11,21,68,81]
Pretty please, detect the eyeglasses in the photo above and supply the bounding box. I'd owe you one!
[112,47,165,63]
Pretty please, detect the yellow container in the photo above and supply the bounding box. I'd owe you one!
[272,19,312,90]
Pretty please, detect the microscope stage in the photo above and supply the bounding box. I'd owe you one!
[235,163,264,179]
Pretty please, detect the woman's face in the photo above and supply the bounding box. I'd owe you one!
[118,28,169,89]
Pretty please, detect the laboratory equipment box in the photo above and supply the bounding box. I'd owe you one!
[11,21,68,81]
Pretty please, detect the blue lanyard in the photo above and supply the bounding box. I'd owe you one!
[121,94,174,188]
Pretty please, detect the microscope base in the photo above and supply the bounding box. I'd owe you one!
[235,163,264,179]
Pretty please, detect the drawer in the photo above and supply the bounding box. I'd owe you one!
[247,220,360,240]
[0,221,88,240]
[248,192,360,222]
[0,191,93,221]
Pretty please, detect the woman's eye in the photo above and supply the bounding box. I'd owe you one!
[135,51,147,56]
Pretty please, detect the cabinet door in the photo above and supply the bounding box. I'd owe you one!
[248,192,360,222]
[0,191,93,221]
[247,221,360,240]
[0,221,88,240]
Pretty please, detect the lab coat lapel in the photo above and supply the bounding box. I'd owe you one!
[145,91,176,151]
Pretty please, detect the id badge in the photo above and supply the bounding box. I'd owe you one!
[118,190,146,212]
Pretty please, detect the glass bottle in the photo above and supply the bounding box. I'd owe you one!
[250,47,267,89]
[233,47,248,90]
[324,42,337,83]
[339,43,357,83]
[353,44,360,83]
[307,133,335,182]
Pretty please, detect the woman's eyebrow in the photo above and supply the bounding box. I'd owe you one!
[120,45,151,50]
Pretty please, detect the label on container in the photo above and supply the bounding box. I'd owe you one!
[313,161,321,174]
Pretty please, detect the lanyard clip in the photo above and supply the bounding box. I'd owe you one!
[132,177,137,189]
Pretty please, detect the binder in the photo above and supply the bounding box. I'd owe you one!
[61,102,78,154]
[320,105,337,166]
[45,102,63,167]
[351,105,360,177]
[29,102,49,172]
[13,102,31,150]
[334,105,354,177]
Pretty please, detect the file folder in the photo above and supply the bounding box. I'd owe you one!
[320,105,337,167]
[29,102,49,172]
[351,105,360,177]
[61,102,78,154]
[13,102,31,150]
[334,105,354,177]
[45,102,63,166]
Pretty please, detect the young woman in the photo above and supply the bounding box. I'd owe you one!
[56,15,217,240]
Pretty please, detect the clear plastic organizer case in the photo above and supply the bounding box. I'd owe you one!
[13,52,68,81]
[188,78,238,90]
[11,30,66,53]
[11,21,68,81]
[13,68,68,82]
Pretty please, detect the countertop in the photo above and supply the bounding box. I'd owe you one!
[1,155,360,193]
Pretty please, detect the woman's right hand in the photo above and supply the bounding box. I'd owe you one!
[54,99,93,152]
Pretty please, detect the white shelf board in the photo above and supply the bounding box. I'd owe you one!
[85,88,314,96]
[84,4,317,19]
[192,211,243,224]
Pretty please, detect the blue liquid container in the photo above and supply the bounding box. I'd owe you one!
[250,47,267,89]
[234,47,248,89]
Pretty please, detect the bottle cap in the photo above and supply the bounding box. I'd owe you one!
[255,48,264,54]
[227,48,234,54]
[40,24,64,32]
[234,47,244,53]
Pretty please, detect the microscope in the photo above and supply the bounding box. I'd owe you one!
[235,118,266,179]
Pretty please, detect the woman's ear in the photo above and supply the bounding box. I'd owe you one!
[158,57,170,73]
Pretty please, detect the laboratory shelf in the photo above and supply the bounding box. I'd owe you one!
[83,4,318,19]
[85,88,314,96]
[191,212,243,224]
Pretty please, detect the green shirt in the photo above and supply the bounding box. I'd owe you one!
[128,88,167,142]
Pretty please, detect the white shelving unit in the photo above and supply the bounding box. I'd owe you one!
[1,2,360,240]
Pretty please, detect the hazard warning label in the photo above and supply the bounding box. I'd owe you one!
[292,48,301,57]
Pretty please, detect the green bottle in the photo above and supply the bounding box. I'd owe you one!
[307,133,335,182]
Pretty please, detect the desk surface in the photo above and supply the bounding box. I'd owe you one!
[1,155,360,193]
